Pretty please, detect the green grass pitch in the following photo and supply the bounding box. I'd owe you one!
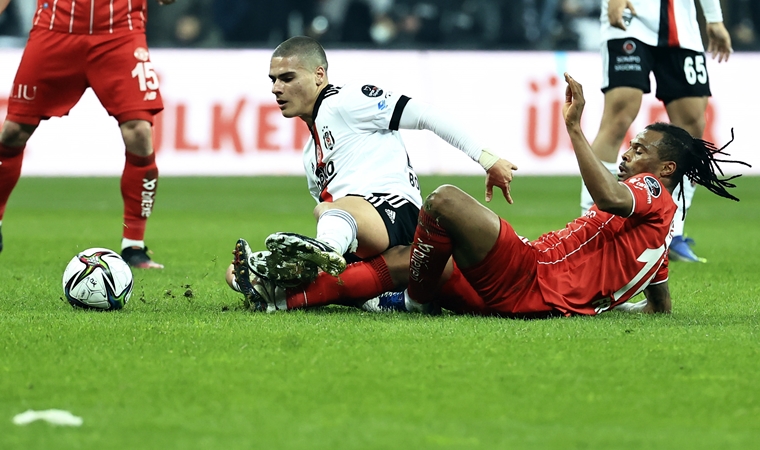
[1,175,758,449]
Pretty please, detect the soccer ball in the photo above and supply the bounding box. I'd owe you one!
[62,248,134,310]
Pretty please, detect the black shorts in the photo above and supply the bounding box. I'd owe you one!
[602,38,711,104]
[344,193,420,263]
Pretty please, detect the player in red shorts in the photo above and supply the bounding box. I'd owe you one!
[0,0,175,268]
[402,73,749,317]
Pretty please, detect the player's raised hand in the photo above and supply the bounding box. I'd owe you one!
[562,73,585,129]
[608,0,636,31]
[706,22,733,63]
[485,158,517,204]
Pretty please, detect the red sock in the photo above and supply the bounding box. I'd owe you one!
[121,152,158,240]
[0,143,25,220]
[437,265,488,315]
[285,256,394,310]
[407,209,452,304]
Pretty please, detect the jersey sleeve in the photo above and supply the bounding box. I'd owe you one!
[622,174,669,220]
[334,83,410,132]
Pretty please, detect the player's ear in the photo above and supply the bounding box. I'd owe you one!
[315,66,326,86]
[660,161,676,178]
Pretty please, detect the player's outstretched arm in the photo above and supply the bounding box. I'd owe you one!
[398,99,516,203]
[563,73,633,216]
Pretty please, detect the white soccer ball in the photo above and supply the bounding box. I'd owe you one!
[62,248,134,310]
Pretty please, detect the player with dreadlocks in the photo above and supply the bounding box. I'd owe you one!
[654,124,748,218]
[385,73,752,317]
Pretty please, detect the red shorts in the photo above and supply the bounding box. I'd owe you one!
[6,28,163,126]
[457,218,555,316]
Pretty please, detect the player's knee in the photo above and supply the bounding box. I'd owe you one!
[0,121,34,147]
[424,184,462,218]
[313,202,329,221]
[120,120,153,155]
[675,115,706,137]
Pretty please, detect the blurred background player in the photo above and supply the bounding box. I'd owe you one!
[580,0,733,262]
[228,35,517,311]
[0,0,174,268]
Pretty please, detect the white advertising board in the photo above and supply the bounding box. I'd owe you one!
[0,49,756,176]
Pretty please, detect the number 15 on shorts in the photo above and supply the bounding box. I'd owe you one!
[132,62,159,100]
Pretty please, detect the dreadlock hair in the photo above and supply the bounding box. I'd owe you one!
[645,122,751,218]
[272,36,328,72]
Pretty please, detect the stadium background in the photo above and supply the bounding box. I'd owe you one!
[1,0,758,177]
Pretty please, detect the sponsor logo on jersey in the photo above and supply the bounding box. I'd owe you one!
[134,47,150,62]
[11,84,37,101]
[377,99,387,111]
[622,40,636,54]
[384,208,396,224]
[361,85,384,98]
[643,176,661,198]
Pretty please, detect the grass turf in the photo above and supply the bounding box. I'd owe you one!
[1,175,758,449]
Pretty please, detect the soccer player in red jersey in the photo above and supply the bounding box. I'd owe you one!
[0,0,175,268]
[402,73,749,317]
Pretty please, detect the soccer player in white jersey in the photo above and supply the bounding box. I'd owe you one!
[227,36,517,311]
[580,0,732,262]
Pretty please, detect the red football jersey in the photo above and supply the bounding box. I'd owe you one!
[533,174,676,316]
[32,0,148,35]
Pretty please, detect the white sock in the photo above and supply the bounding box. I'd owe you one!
[316,209,358,255]
[580,160,618,214]
[671,176,696,237]
[121,238,145,250]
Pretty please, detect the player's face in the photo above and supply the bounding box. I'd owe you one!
[618,129,668,180]
[269,56,325,121]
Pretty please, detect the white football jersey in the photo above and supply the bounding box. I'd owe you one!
[302,82,423,208]
[600,0,721,52]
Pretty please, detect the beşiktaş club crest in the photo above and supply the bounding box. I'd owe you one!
[643,176,662,197]
[362,85,384,97]
[322,126,335,151]
[623,40,636,54]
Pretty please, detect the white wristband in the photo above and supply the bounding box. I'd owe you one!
[478,149,499,171]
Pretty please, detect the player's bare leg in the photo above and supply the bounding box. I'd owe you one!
[0,120,37,254]
[119,119,163,268]
[665,96,710,262]
[581,87,643,213]
[267,196,390,276]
